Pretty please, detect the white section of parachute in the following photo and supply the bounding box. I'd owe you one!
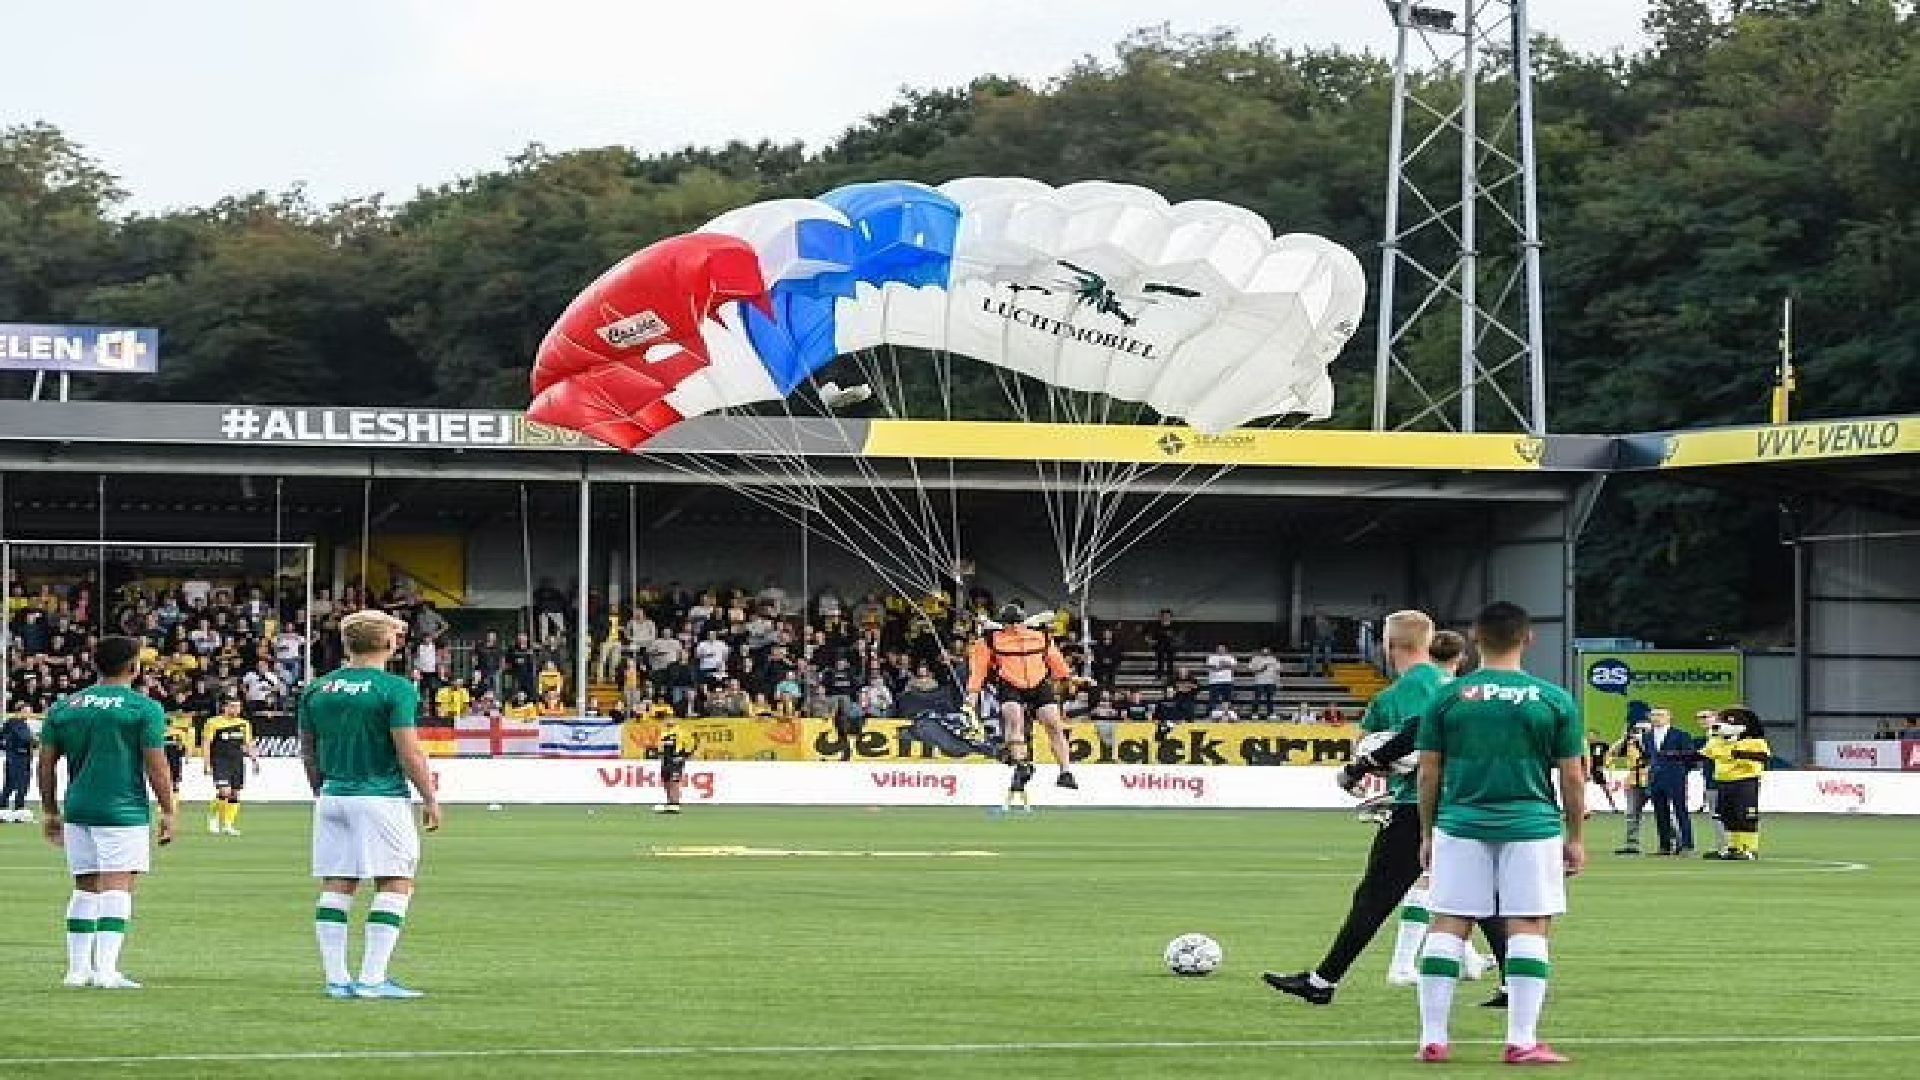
[660,307,781,422]
[933,177,1363,432]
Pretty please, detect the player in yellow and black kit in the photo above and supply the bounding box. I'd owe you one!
[1700,707,1770,860]
[652,717,694,815]
[203,698,259,836]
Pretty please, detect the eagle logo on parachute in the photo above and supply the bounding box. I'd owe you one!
[1007,260,1205,328]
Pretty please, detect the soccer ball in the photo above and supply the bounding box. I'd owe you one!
[1355,729,1417,775]
[1163,933,1223,977]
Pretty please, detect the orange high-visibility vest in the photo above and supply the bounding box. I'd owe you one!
[968,627,1071,694]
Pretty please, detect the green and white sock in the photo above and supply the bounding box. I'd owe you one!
[65,890,99,978]
[1417,931,1465,1046]
[1389,888,1431,976]
[315,892,354,985]
[359,892,410,985]
[1505,933,1551,1048]
[92,890,132,976]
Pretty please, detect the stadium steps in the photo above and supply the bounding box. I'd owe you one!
[1328,662,1390,703]
[1110,649,1366,714]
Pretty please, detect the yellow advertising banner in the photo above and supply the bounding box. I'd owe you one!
[622,717,814,761]
[861,420,1548,472]
[1658,417,1919,468]
[619,717,1362,767]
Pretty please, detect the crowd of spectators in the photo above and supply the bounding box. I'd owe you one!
[5,574,310,725]
[9,569,1364,730]
[450,577,992,725]
[1870,718,1920,740]
[2,571,508,730]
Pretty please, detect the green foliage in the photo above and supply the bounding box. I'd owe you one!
[1,4,1916,639]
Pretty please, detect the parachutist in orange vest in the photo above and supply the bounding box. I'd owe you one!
[967,603,1086,802]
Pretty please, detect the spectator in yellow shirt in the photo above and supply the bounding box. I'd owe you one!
[594,612,624,683]
[164,641,201,678]
[504,692,540,723]
[537,660,565,699]
[435,680,472,721]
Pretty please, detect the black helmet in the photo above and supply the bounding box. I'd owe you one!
[998,602,1026,625]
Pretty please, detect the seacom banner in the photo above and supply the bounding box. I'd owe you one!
[1579,650,1744,737]
[622,717,814,761]
[618,718,1361,766]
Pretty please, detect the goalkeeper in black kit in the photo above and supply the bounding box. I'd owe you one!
[1263,614,1509,1008]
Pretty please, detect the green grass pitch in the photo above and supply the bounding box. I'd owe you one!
[1,805,1914,1078]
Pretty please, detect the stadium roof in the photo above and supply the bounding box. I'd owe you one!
[0,401,1912,492]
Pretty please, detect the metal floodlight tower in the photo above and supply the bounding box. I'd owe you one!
[1373,0,1549,434]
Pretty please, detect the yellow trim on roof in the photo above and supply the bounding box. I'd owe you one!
[861,420,1549,471]
[1658,417,1919,468]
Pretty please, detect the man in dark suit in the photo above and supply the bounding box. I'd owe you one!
[1642,707,1697,855]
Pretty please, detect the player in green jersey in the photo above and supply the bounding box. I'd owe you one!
[37,636,178,990]
[299,609,441,1000]
[1413,601,1586,1066]
[1263,613,1505,1005]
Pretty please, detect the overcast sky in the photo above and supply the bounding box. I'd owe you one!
[6,1,1654,213]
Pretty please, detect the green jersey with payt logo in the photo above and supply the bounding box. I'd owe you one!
[298,667,419,798]
[1416,668,1583,841]
[43,685,166,826]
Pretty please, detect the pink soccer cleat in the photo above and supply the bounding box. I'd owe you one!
[1418,1044,1451,1063]
[1504,1044,1570,1065]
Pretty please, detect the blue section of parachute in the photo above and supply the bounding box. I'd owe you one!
[818,182,959,288]
[744,183,961,394]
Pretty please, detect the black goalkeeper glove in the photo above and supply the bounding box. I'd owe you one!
[1337,763,1370,798]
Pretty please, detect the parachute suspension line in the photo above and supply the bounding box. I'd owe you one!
[739,332,962,592]
[1071,410,1323,589]
[697,363,958,599]
[664,377,963,641]
[1039,379,1132,602]
[648,451,946,604]
[926,337,966,601]
[876,341,961,591]
[644,452,964,687]
[640,394,950,596]
[805,350,961,591]
[998,368,1077,605]
[1071,461,1220,591]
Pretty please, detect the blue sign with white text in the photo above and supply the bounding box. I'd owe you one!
[0,324,160,374]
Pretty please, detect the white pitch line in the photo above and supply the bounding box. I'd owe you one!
[4,1033,1919,1067]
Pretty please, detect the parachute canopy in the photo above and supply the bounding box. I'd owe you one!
[528,178,1364,449]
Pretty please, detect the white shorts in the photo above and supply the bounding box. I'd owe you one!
[64,824,151,875]
[1428,830,1567,918]
[312,796,420,880]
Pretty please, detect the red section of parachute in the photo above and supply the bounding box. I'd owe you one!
[527,234,770,451]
